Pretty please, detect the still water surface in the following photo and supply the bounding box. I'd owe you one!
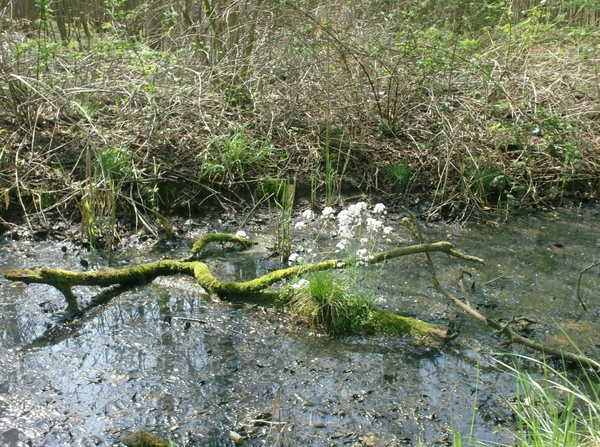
[0,207,598,446]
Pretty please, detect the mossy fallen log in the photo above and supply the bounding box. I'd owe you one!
[4,233,482,337]
[122,430,167,447]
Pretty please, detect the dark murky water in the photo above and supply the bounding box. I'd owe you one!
[0,207,598,446]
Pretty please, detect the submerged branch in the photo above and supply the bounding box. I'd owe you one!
[432,273,600,371]
[575,261,600,312]
[402,218,600,371]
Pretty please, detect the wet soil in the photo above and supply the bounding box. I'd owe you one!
[1,206,599,446]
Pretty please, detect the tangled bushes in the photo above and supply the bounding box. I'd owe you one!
[1,0,599,236]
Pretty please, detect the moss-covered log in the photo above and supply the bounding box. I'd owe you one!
[5,260,199,311]
[189,233,252,255]
[4,232,482,337]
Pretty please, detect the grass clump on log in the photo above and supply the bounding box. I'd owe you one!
[121,430,168,447]
[282,272,433,337]
[283,272,378,336]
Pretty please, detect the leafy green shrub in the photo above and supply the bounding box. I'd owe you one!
[386,163,412,192]
[462,157,505,204]
[99,146,132,180]
[202,124,276,183]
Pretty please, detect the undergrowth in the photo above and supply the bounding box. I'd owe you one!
[452,354,600,447]
[1,0,599,245]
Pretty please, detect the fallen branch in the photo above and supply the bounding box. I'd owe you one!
[402,217,600,371]
[4,233,480,310]
[575,261,600,312]
[4,232,480,337]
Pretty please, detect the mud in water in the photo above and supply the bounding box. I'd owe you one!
[0,206,598,446]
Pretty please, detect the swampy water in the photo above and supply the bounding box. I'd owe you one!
[0,206,599,446]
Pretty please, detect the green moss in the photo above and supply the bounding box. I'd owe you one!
[367,309,442,337]
[196,259,341,296]
[190,232,252,255]
[122,430,167,447]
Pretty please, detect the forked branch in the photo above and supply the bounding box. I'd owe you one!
[402,217,600,371]
[4,233,479,313]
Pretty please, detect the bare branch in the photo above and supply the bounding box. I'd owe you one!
[575,261,600,312]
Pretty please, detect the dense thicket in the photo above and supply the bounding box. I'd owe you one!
[1,0,599,238]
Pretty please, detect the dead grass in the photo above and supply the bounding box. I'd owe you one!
[0,0,598,235]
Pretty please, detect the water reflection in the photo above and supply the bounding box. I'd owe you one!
[0,208,598,445]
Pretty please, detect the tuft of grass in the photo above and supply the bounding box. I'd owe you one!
[286,272,376,335]
[386,163,412,192]
[202,124,276,184]
[448,350,600,447]
[496,354,600,447]
[121,430,168,447]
